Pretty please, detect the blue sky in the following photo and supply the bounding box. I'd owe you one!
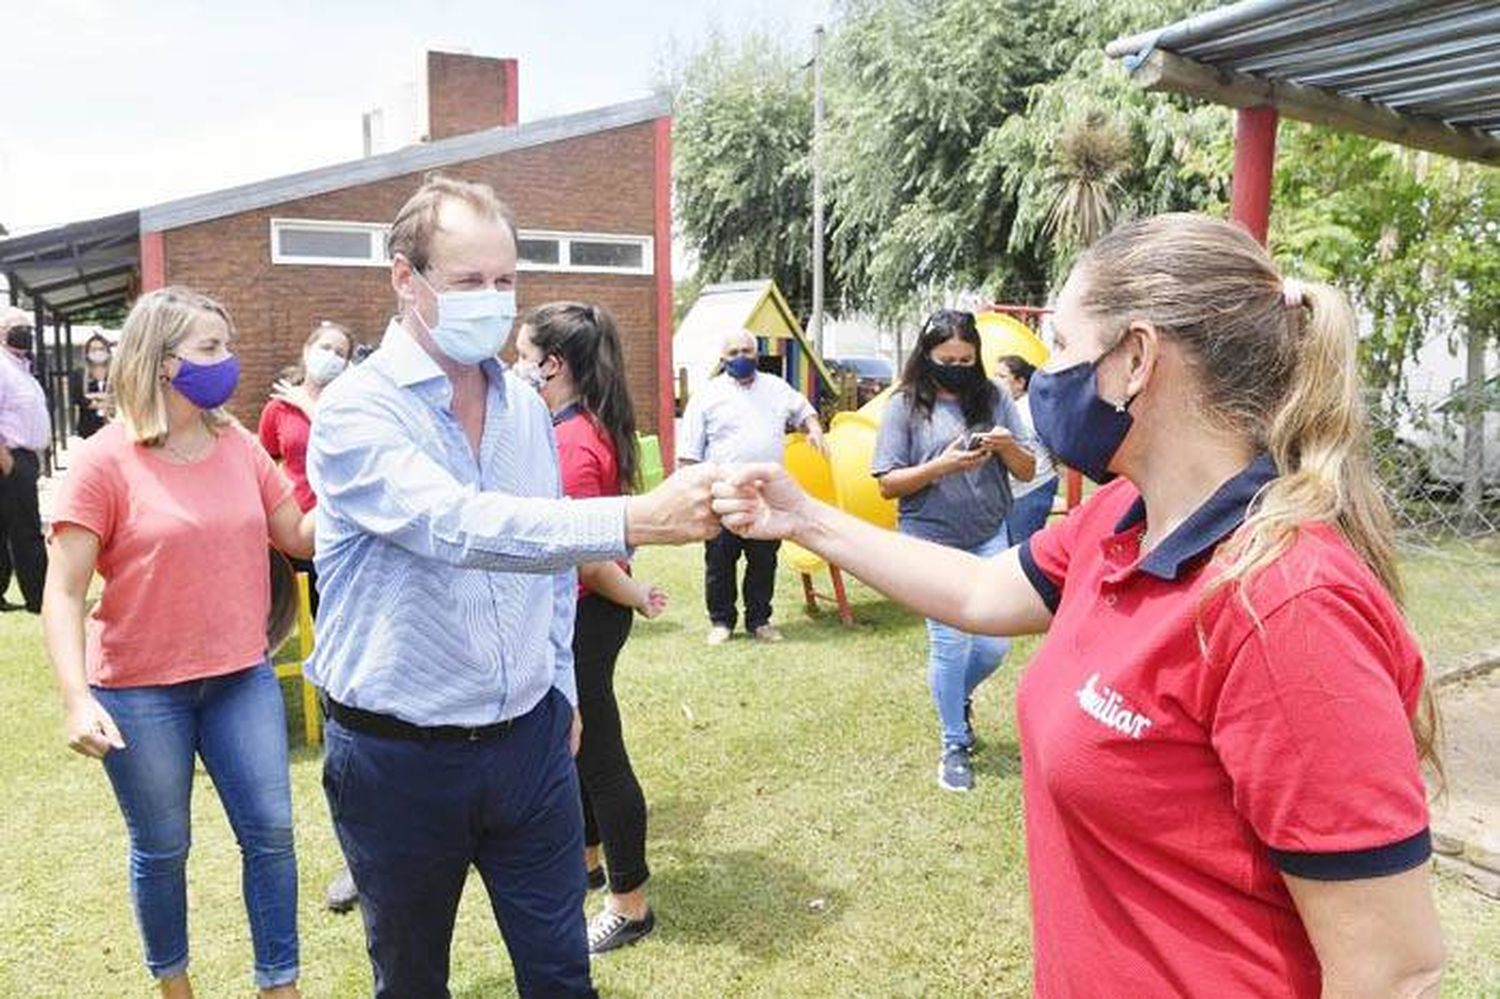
[0,0,836,233]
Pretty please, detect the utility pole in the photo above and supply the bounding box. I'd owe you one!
[810,24,826,358]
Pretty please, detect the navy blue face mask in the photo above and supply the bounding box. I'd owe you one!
[725,355,757,380]
[1029,352,1134,484]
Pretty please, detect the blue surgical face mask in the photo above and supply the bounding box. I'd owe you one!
[304,346,348,385]
[1028,350,1134,484]
[725,355,757,381]
[412,270,515,366]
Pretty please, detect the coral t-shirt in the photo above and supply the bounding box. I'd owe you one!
[553,407,628,598]
[51,422,294,688]
[257,399,315,512]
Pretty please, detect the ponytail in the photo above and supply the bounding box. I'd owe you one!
[1218,281,1398,600]
[523,302,641,494]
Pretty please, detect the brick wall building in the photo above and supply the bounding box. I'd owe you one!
[4,52,677,462]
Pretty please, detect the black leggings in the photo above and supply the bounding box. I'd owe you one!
[573,594,649,895]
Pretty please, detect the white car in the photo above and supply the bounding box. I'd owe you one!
[1397,374,1500,494]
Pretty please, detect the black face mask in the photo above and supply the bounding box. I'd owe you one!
[5,326,34,352]
[929,359,979,391]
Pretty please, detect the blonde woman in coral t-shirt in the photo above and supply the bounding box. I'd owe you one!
[41,287,313,999]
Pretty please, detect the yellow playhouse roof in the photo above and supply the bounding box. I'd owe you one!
[674,279,836,390]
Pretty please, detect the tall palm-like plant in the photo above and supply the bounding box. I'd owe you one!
[1045,111,1131,248]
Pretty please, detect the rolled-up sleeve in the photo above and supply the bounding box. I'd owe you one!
[309,391,628,572]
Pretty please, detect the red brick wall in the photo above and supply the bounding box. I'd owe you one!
[427,52,518,140]
[159,120,661,434]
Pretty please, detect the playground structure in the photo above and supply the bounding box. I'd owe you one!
[782,311,1051,623]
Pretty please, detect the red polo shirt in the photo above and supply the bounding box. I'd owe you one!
[1016,456,1429,998]
[257,399,315,512]
[554,406,628,598]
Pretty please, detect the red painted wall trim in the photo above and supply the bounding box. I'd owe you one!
[1229,106,1278,246]
[139,231,166,292]
[653,115,676,469]
[501,59,519,127]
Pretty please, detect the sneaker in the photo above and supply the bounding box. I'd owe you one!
[324,866,359,913]
[587,866,607,892]
[706,625,732,646]
[938,744,974,793]
[588,906,655,954]
[751,624,783,643]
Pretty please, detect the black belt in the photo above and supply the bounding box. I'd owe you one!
[322,695,516,742]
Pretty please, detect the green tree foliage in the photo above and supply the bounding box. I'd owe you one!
[820,0,1068,315]
[671,0,1229,323]
[1268,124,1500,404]
[669,30,834,321]
[982,0,1230,283]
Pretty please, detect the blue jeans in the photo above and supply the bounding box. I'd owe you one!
[323,687,597,999]
[1006,476,1059,548]
[925,526,1013,749]
[94,661,298,988]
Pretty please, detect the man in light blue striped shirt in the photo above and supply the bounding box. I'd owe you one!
[306,175,719,999]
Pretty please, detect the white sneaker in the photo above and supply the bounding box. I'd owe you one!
[751,624,784,643]
[706,625,732,646]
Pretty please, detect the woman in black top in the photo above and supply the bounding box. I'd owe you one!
[71,333,112,439]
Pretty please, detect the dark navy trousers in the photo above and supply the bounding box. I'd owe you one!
[323,687,597,999]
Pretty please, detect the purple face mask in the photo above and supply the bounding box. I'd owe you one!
[170,355,241,410]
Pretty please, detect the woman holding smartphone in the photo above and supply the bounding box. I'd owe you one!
[870,309,1036,792]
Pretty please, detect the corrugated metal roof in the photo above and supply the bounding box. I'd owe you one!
[1107,0,1500,162]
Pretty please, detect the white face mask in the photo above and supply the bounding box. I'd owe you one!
[412,270,516,366]
[86,350,111,365]
[304,346,348,385]
[512,357,549,393]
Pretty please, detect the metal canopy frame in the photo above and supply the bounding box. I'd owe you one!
[0,210,140,458]
[0,210,140,317]
[1107,0,1500,166]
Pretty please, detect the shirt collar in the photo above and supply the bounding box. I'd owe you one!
[1,348,29,373]
[1114,454,1279,581]
[551,401,584,427]
[371,318,506,406]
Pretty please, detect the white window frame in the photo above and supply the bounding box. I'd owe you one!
[270,218,390,267]
[517,229,654,276]
[269,219,653,275]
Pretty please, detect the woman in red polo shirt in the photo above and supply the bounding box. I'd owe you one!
[257,320,353,614]
[514,301,666,955]
[709,213,1445,997]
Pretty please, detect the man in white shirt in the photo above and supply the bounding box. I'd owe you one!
[0,306,52,613]
[678,330,825,644]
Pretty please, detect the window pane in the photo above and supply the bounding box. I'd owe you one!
[569,240,644,270]
[278,227,372,260]
[518,238,561,265]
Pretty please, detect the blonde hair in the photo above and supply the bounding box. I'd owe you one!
[1073,213,1439,774]
[387,172,516,275]
[290,320,354,386]
[112,286,236,446]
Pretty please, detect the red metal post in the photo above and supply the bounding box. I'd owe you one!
[1229,106,1278,246]
[653,115,676,468]
[501,59,519,127]
[139,231,166,291]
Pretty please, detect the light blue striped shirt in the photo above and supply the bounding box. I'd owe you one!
[305,320,629,727]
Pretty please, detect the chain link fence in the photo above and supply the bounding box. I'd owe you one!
[1370,392,1500,561]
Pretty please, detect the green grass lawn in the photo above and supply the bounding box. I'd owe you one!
[2,545,1498,997]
